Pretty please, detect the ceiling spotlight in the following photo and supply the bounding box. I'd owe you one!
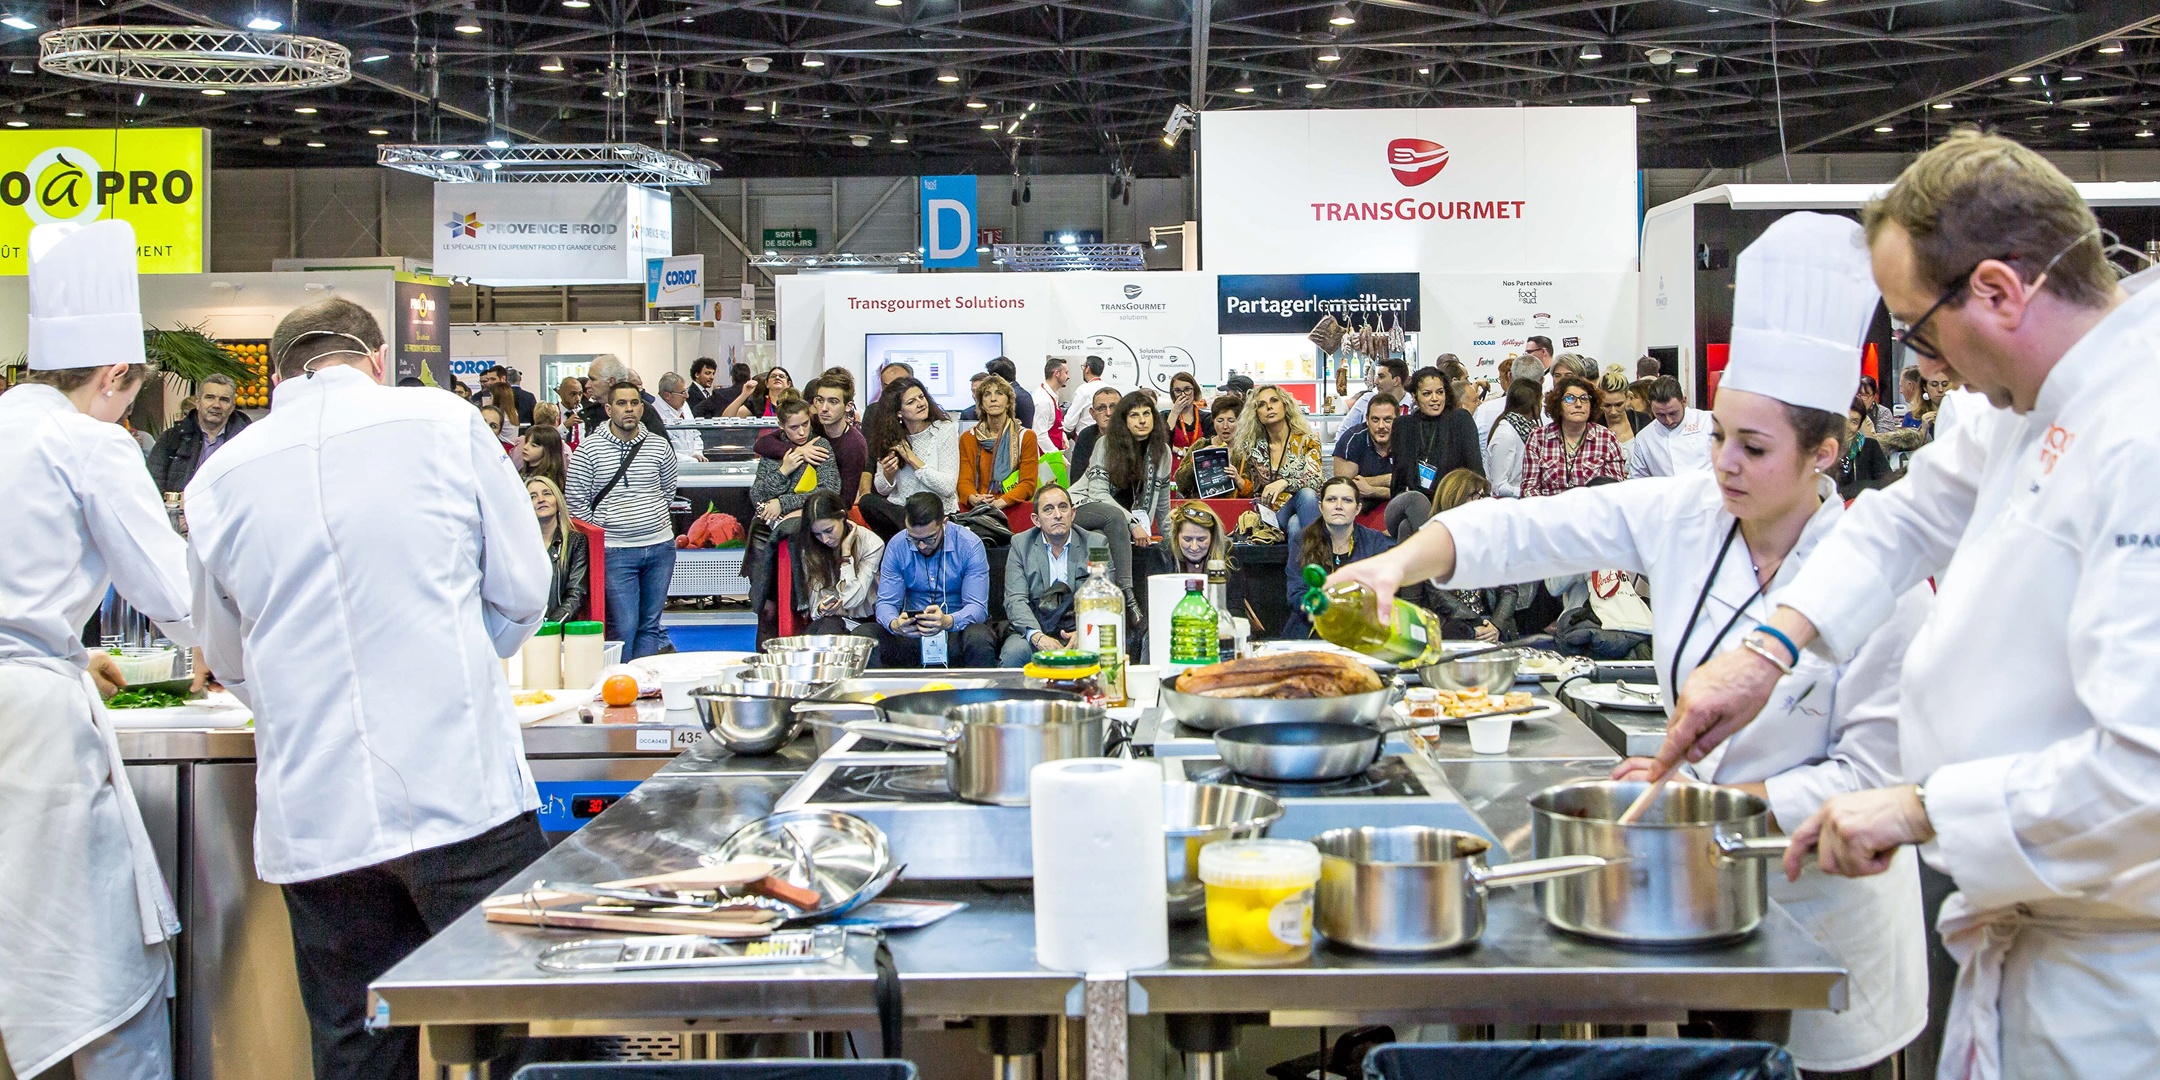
[562,0,589,6]
[293,106,318,114]
[482,160,502,169]
[361,49,391,63]
[1874,125,1894,133]
[1233,70,1255,93]
[875,0,902,5]
[2138,128,2155,138]
[1629,89,1652,103]
[1674,61,1699,74]
[540,56,564,72]
[850,133,871,147]
[485,136,508,147]
[890,126,908,143]
[1328,3,1355,26]
[935,66,960,83]
[1417,66,1430,75]
[2072,120,2091,129]
[1646,47,1672,66]
[2099,39,2126,55]
[245,14,282,31]
[201,88,227,96]
[1317,46,1342,63]
[0,14,36,30]
[743,100,764,111]
[1932,100,1953,110]
[1579,43,1603,61]
[453,4,483,33]
[133,92,145,107]
[367,127,389,135]
[801,53,826,68]
[2061,73,2084,82]
[1161,102,1196,147]
[260,134,279,144]
[699,134,719,143]
[307,140,326,148]
[2008,74,2032,83]
[743,56,772,73]
[965,96,988,109]
[437,149,462,159]
[980,115,1000,129]
[1305,79,1327,90]
[654,117,668,125]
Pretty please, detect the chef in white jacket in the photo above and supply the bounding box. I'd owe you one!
[1331,213,1930,1074]
[0,220,194,1080]
[1656,133,2160,1080]
[184,296,553,1080]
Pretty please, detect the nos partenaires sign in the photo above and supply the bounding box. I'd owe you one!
[0,128,208,274]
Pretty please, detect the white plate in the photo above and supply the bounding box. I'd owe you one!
[1393,697,1565,727]
[106,690,253,729]
[1567,681,1667,712]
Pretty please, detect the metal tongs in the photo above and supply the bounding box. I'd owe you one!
[531,880,800,919]
[536,925,849,972]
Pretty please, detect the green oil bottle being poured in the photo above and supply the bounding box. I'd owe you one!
[1300,564,1453,667]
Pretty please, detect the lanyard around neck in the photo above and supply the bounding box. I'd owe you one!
[1667,519,1774,699]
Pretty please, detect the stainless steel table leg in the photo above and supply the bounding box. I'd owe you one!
[1165,1013,1239,1080]
[1083,974,1128,1080]
[979,1015,1051,1080]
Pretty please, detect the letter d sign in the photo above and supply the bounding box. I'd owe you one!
[921,175,978,268]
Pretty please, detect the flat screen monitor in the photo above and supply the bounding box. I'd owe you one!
[866,332,1005,411]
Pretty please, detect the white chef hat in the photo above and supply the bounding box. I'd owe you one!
[1722,211,1879,415]
[27,218,145,370]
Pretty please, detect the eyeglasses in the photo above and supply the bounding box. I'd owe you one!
[908,530,945,551]
[1560,393,1592,405]
[1895,227,2099,360]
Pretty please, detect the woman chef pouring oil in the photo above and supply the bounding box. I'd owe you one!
[0,220,196,1080]
[1330,214,1931,1077]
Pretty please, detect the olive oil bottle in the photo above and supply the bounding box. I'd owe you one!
[1298,564,1452,667]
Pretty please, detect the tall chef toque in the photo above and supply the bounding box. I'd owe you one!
[1721,211,1880,414]
[26,218,145,370]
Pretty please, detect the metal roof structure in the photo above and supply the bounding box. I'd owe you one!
[377,140,712,183]
[3,1,2156,174]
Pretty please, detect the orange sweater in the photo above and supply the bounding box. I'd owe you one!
[957,423,1041,507]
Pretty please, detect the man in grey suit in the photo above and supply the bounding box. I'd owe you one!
[999,484,1104,667]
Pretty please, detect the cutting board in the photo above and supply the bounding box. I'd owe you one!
[106,691,253,729]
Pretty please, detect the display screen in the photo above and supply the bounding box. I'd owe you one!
[570,793,623,819]
[866,332,1006,411]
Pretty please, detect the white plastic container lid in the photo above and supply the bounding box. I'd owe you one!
[1199,839,1321,889]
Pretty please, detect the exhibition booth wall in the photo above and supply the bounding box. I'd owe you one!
[0,269,400,363]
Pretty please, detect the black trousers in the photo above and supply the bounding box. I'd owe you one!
[876,620,999,668]
[281,811,550,1080]
[856,493,908,541]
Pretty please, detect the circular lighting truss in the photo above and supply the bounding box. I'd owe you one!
[39,25,351,91]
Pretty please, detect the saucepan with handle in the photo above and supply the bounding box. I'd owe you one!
[816,697,1106,806]
[1313,826,1608,954]
[1210,704,1541,783]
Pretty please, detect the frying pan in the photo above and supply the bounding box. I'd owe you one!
[1157,681,1395,732]
[1211,705,1540,782]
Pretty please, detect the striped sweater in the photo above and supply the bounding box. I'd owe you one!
[566,423,679,547]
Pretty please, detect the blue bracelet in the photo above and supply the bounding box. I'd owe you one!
[1752,624,1801,667]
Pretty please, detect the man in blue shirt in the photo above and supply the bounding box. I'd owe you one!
[874,492,998,667]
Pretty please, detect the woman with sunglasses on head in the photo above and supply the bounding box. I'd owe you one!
[1145,500,1247,626]
[1281,476,1393,639]
[1520,373,1625,497]
[1228,385,1326,541]
[1332,215,1933,1078]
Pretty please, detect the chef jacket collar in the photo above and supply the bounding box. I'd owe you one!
[2027,275,2160,428]
[270,361,375,408]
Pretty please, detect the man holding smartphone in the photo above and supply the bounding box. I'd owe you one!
[873,492,997,667]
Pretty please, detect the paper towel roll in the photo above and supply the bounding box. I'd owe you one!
[1030,757,1168,972]
[1148,573,1198,669]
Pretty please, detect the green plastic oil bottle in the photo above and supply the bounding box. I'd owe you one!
[1168,577,1219,673]
[1299,564,1452,667]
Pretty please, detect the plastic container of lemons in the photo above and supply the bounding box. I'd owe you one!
[1199,839,1321,966]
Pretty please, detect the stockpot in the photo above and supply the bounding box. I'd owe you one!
[1529,780,1790,946]
[833,697,1106,806]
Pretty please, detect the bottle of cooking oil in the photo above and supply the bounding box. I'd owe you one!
[1169,577,1219,674]
[1206,558,1235,663]
[1076,547,1128,707]
[1299,564,1452,667]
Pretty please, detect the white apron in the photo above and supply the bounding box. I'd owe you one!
[0,657,178,1079]
[1935,895,2160,1080]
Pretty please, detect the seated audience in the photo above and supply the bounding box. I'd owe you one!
[1332,391,1407,532]
[874,492,997,667]
[985,357,1034,429]
[747,397,840,638]
[716,366,794,418]
[858,376,960,540]
[1281,477,1392,639]
[1521,374,1625,496]
[1064,384,1125,480]
[1165,371,1215,462]
[1839,396,1893,501]
[1173,393,1245,497]
[1146,501,1248,628]
[1598,368,1642,447]
[1072,390,1176,618]
[519,424,567,490]
[1230,385,1325,541]
[478,405,515,456]
[1424,470,1521,642]
[1855,374,1895,433]
[793,490,883,638]
[999,485,1103,666]
[786,375,869,506]
[1388,364,1483,529]
[957,374,1040,515]
[527,476,590,623]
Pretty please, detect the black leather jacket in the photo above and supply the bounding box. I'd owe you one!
[146,409,251,495]
[547,526,592,623]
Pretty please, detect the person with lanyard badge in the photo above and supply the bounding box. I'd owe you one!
[1328,213,1933,1077]
[0,219,196,1080]
[1653,133,2160,1080]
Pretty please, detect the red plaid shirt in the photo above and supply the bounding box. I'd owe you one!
[1520,424,1626,497]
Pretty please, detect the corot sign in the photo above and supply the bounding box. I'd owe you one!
[0,127,207,274]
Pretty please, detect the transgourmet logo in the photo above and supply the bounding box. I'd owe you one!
[1388,139,1449,187]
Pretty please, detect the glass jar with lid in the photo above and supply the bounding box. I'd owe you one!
[1023,649,1106,706]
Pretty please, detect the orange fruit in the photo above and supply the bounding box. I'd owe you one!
[601,673,640,707]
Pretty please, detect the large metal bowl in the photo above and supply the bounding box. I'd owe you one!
[1419,649,1521,695]
[1163,783,1285,920]
[766,635,877,657]
[740,662,863,685]
[691,681,822,756]
[1158,680,1394,732]
[761,647,872,670]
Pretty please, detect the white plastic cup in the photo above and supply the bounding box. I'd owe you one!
[659,676,700,711]
[1465,716,1514,754]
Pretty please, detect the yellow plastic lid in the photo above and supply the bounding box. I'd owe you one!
[1199,839,1321,889]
